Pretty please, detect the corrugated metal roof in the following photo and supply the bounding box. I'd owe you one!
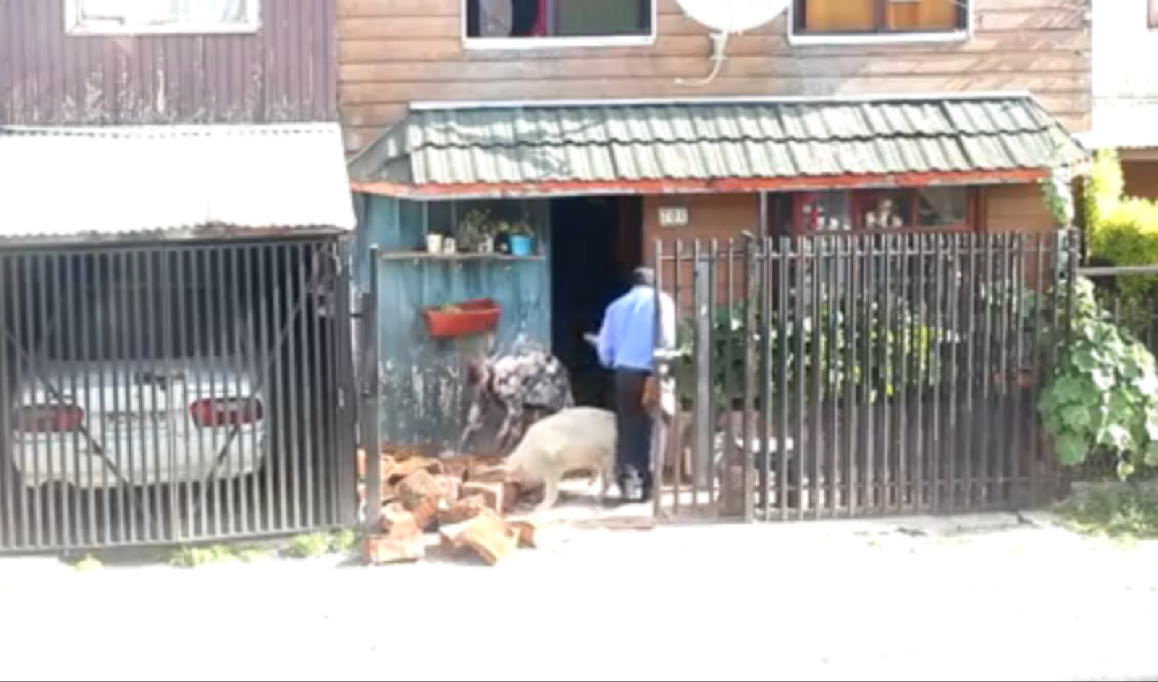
[0,123,356,240]
[348,95,1085,188]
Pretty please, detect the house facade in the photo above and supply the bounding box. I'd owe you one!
[342,0,1090,234]
[1082,0,1158,199]
[0,0,359,552]
[0,0,355,239]
[341,0,1090,450]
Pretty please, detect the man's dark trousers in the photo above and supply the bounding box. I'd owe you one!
[614,368,654,500]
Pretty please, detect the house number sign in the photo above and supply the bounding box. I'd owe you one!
[658,206,690,227]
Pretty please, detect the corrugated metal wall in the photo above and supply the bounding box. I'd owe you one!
[357,195,552,453]
[0,0,337,125]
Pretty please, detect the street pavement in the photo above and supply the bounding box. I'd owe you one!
[0,513,1155,681]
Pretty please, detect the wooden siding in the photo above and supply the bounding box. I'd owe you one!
[1124,161,1158,202]
[0,0,338,125]
[339,0,1092,152]
[355,195,552,451]
[984,183,1055,233]
[641,185,1057,312]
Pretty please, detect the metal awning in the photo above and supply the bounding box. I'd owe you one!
[0,123,356,241]
[348,93,1087,199]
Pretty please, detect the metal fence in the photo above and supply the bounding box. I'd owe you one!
[0,238,358,553]
[653,230,1077,521]
[1080,263,1158,351]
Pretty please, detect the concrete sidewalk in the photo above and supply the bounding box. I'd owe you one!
[0,514,1155,681]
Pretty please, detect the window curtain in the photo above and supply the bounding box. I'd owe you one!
[535,0,547,35]
[801,0,875,32]
[802,0,959,32]
[478,0,514,37]
[885,0,958,31]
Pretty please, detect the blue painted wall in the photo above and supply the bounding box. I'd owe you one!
[355,194,552,452]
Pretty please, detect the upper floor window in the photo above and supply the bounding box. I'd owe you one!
[67,0,260,35]
[465,0,654,48]
[792,0,968,43]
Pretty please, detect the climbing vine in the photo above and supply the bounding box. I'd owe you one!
[1039,278,1158,479]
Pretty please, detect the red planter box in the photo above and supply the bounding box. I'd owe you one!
[423,298,501,338]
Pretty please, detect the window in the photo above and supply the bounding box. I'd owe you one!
[67,0,260,35]
[1151,0,1158,29]
[792,0,967,40]
[784,187,973,234]
[465,0,654,46]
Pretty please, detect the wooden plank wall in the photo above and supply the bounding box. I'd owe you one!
[339,0,1092,153]
[1,0,338,125]
[359,195,552,451]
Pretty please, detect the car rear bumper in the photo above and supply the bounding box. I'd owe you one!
[10,428,268,488]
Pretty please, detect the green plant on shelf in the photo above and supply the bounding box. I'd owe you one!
[457,208,494,251]
[508,220,535,237]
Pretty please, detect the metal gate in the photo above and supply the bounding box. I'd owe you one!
[653,231,1076,521]
[0,237,358,552]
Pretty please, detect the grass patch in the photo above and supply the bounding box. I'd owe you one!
[170,545,237,568]
[235,546,270,563]
[284,533,336,559]
[284,530,362,559]
[331,529,360,554]
[1055,486,1158,539]
[73,555,103,572]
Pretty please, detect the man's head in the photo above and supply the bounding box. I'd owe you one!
[631,267,656,288]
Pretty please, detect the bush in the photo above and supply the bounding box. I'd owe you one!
[1084,148,1125,231]
[1038,278,1158,479]
[672,295,943,410]
[1090,198,1158,299]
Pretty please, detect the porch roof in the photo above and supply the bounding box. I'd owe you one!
[0,123,356,242]
[348,93,1086,199]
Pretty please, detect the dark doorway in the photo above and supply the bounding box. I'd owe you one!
[550,196,643,409]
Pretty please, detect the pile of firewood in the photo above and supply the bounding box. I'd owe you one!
[357,450,545,566]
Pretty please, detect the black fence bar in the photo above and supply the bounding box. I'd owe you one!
[0,238,356,554]
[654,230,1075,521]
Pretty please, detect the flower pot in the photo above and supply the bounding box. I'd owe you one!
[423,298,502,339]
[495,235,511,254]
[477,239,494,254]
[510,235,534,257]
[442,237,457,255]
[425,234,444,254]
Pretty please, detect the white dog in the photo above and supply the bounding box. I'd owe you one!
[505,407,617,513]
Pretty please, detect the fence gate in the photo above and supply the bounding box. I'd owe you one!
[0,237,358,553]
[653,231,1076,522]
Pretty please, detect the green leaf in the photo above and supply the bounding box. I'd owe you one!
[1146,443,1158,467]
[1056,435,1089,465]
[1092,369,1116,391]
[1073,347,1098,371]
[1105,424,1135,451]
[1117,460,1136,480]
[1060,405,1091,429]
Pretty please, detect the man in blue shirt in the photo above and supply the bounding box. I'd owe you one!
[591,267,676,502]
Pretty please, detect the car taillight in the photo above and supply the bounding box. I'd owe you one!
[15,404,85,433]
[188,398,263,428]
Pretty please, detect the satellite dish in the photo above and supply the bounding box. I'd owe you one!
[675,0,789,34]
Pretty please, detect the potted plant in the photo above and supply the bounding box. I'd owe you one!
[507,220,536,257]
[457,209,494,253]
[491,220,513,254]
[422,299,502,338]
